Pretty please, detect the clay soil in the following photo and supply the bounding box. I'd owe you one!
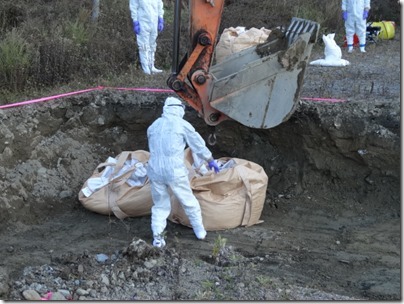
[0,12,401,302]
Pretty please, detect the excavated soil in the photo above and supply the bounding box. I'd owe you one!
[0,17,401,302]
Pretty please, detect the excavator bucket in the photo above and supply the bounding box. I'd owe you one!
[167,1,320,129]
[209,18,320,129]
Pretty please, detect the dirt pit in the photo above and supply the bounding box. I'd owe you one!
[0,32,400,300]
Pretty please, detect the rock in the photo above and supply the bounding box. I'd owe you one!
[76,288,89,296]
[2,147,13,158]
[124,239,155,261]
[89,289,97,298]
[144,259,157,269]
[85,280,94,288]
[78,264,84,273]
[57,289,71,298]
[96,253,109,263]
[100,286,109,294]
[118,271,126,280]
[50,291,67,300]
[37,167,47,176]
[0,266,9,297]
[100,273,110,286]
[22,289,42,300]
[59,190,73,199]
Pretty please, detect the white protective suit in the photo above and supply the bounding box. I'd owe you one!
[342,0,371,51]
[147,97,214,246]
[129,0,164,74]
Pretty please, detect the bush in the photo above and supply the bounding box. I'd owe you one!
[0,28,32,91]
[33,35,82,87]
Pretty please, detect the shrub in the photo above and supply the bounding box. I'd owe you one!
[64,19,90,46]
[0,3,25,32]
[0,28,32,91]
[32,35,81,87]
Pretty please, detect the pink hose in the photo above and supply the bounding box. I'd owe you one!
[0,86,346,110]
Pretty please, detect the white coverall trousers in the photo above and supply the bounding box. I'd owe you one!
[150,175,205,238]
[136,21,159,74]
[342,0,370,50]
[345,14,367,48]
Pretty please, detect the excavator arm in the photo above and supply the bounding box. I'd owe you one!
[167,0,320,129]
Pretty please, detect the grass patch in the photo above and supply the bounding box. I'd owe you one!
[0,28,32,91]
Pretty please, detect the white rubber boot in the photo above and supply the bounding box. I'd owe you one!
[150,51,162,74]
[152,234,166,248]
[193,225,207,240]
[139,50,151,75]
[152,66,163,73]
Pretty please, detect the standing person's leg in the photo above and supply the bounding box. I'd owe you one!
[149,24,162,73]
[357,18,368,52]
[137,41,151,74]
[169,175,207,240]
[136,20,152,74]
[150,180,171,247]
[345,17,356,53]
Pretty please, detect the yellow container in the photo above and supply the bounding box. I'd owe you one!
[370,21,395,40]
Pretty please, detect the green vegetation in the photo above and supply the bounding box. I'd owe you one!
[212,234,227,258]
[256,274,273,286]
[0,28,31,92]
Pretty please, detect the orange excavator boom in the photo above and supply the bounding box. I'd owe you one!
[167,0,320,129]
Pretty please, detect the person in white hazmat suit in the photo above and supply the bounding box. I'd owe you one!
[129,0,164,74]
[342,0,371,53]
[147,97,220,248]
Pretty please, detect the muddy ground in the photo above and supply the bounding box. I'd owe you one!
[0,19,401,302]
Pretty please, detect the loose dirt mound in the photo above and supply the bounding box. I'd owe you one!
[0,23,400,303]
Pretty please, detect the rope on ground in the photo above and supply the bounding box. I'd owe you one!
[0,86,175,110]
[0,86,347,110]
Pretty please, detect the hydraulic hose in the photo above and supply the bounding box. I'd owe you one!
[172,0,182,74]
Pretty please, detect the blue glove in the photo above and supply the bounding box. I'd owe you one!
[133,21,140,35]
[363,10,368,19]
[208,160,220,173]
[342,11,347,21]
[158,17,164,32]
